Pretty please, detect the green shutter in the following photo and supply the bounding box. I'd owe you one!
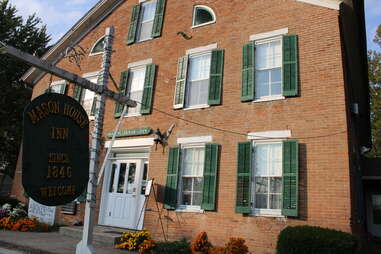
[60,82,67,94]
[236,142,252,213]
[126,4,141,45]
[76,191,87,203]
[241,42,255,102]
[114,70,130,118]
[208,50,224,106]
[173,56,188,109]
[283,35,298,97]
[201,144,220,211]
[151,0,166,38]
[73,85,83,102]
[141,64,156,115]
[282,140,299,217]
[164,147,180,209]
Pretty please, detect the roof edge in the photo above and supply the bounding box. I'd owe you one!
[296,0,343,10]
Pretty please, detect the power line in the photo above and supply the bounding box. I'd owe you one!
[129,99,347,140]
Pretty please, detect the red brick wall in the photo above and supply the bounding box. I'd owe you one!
[13,0,354,253]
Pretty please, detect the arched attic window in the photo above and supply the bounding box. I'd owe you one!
[89,37,105,56]
[192,5,216,28]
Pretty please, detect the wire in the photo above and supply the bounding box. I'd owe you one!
[126,99,347,140]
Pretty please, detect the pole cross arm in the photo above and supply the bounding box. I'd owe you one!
[0,41,136,107]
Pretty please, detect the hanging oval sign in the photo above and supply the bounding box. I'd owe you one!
[22,93,89,206]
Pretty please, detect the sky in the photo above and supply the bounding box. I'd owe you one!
[7,0,381,51]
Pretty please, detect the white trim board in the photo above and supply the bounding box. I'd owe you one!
[104,138,154,148]
[247,130,291,140]
[128,58,153,68]
[250,28,288,41]
[295,0,342,10]
[177,136,213,144]
[186,43,218,55]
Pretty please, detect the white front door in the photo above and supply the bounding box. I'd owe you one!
[102,159,148,229]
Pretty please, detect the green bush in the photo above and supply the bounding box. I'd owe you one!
[276,226,358,254]
[153,239,191,254]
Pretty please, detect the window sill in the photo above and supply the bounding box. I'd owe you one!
[183,104,210,111]
[89,52,103,57]
[250,209,283,217]
[124,113,142,118]
[253,96,285,103]
[192,21,216,29]
[175,207,204,213]
[136,37,153,44]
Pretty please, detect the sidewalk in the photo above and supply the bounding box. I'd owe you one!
[0,230,127,254]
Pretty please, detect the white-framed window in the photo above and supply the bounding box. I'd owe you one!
[126,66,146,117]
[185,52,211,108]
[80,75,99,118]
[192,5,216,28]
[254,38,283,101]
[137,0,157,42]
[46,80,67,94]
[252,141,283,216]
[89,37,105,56]
[177,145,205,210]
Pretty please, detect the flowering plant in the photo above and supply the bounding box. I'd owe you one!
[0,208,9,219]
[2,203,12,211]
[115,231,155,253]
[191,232,212,254]
[0,216,50,232]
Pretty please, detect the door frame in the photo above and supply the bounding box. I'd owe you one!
[98,148,150,228]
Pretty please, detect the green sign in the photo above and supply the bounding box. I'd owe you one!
[22,93,89,206]
[107,128,152,138]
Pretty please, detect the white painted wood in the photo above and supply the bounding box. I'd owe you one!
[128,58,153,68]
[296,0,342,10]
[192,5,217,28]
[250,28,289,41]
[186,43,218,55]
[177,136,213,144]
[247,130,291,140]
[104,138,154,148]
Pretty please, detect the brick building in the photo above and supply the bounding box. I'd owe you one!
[11,0,373,252]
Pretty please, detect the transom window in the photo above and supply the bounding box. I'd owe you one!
[185,53,211,108]
[126,67,146,116]
[255,38,282,100]
[253,142,282,214]
[137,0,157,41]
[178,146,205,208]
[192,5,216,28]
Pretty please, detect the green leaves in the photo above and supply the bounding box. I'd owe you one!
[0,0,50,178]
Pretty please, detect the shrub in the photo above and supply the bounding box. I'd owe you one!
[208,246,226,254]
[154,239,191,254]
[115,231,155,253]
[225,238,249,254]
[191,232,212,254]
[0,216,50,232]
[0,197,20,208]
[276,226,359,254]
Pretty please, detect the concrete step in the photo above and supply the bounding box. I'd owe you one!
[59,225,137,246]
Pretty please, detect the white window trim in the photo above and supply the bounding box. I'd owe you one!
[50,80,66,86]
[183,104,210,111]
[249,28,288,41]
[128,58,152,69]
[186,43,217,55]
[89,36,105,56]
[252,36,284,102]
[247,130,291,140]
[251,140,284,217]
[82,72,100,121]
[192,5,216,28]
[295,0,342,10]
[177,135,213,145]
[123,65,147,118]
[175,142,206,212]
[137,0,157,42]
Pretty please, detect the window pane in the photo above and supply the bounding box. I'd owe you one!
[186,79,209,107]
[141,163,148,195]
[270,177,282,193]
[255,194,267,209]
[255,70,270,98]
[126,163,136,194]
[117,163,127,193]
[182,192,191,206]
[138,20,154,41]
[127,68,145,115]
[372,195,381,224]
[141,1,156,21]
[270,194,282,209]
[255,43,267,70]
[50,84,63,94]
[270,40,282,67]
[193,177,203,192]
[194,8,213,26]
[109,164,117,193]
[182,178,192,192]
[92,38,104,54]
[192,192,203,206]
[269,143,282,176]
[255,177,268,194]
[255,144,268,176]
[188,54,211,81]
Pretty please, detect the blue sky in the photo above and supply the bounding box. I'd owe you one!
[8,0,381,51]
